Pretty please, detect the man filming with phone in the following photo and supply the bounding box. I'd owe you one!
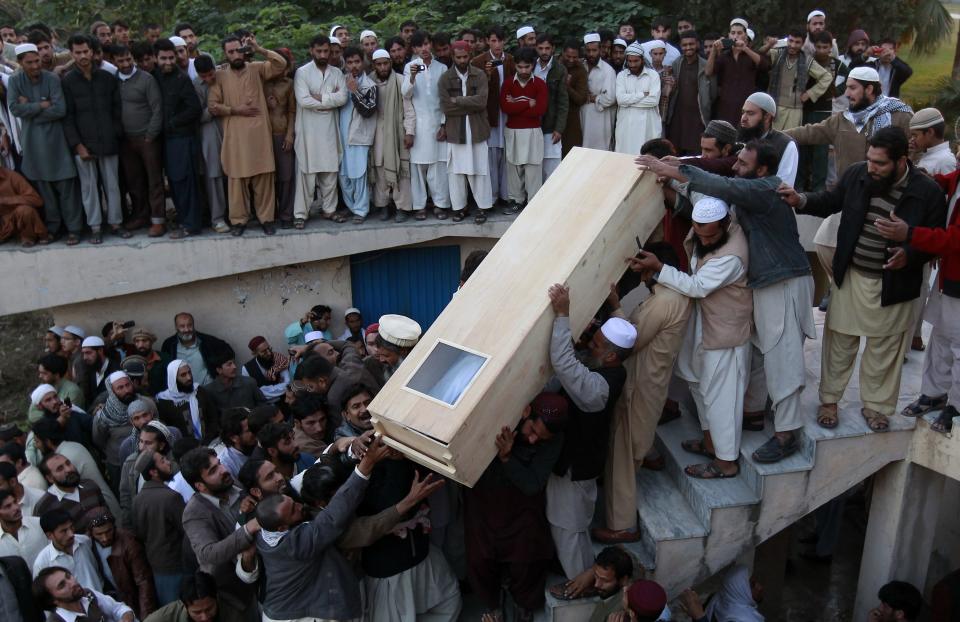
[705,18,769,127]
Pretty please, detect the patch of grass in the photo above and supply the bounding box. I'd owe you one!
[900,13,957,108]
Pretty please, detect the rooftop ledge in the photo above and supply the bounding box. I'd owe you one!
[3,214,514,316]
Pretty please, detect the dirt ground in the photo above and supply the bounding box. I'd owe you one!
[0,310,53,426]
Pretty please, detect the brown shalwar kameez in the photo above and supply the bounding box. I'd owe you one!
[0,168,47,243]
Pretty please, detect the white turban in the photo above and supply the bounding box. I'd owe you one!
[31,384,57,406]
[371,49,390,61]
[108,371,129,386]
[360,30,377,41]
[807,10,826,22]
[15,43,38,57]
[600,318,638,350]
[583,33,601,44]
[692,198,730,224]
[304,330,324,343]
[169,36,186,47]
[329,25,343,39]
[746,29,755,42]
[730,18,748,29]
[613,38,627,48]
[516,26,535,39]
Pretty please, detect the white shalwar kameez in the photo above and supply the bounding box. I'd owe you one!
[581,60,617,151]
[447,67,493,211]
[614,65,662,155]
[659,254,751,461]
[293,62,346,219]
[485,52,509,201]
[534,58,562,180]
[402,59,450,210]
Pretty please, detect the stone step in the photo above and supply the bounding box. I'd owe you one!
[655,415,762,527]
[635,468,709,554]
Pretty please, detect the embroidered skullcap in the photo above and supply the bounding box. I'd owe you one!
[625,42,644,57]
[626,580,667,618]
[378,314,421,348]
[910,108,945,130]
[107,371,129,386]
[730,18,748,29]
[169,36,186,47]
[848,66,880,83]
[516,26,535,39]
[692,197,730,224]
[304,331,324,344]
[745,91,777,116]
[583,33,601,44]
[372,49,390,60]
[613,38,627,48]
[15,43,38,57]
[600,317,637,349]
[530,392,569,433]
[704,120,738,145]
[360,30,377,41]
[81,336,105,348]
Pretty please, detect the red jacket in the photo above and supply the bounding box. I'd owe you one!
[500,75,548,129]
[919,170,960,297]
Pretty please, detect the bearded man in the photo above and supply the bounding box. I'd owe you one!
[241,337,290,403]
[155,360,219,444]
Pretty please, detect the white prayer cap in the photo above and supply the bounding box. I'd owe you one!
[600,317,637,350]
[692,197,730,224]
[849,66,880,83]
[329,25,343,39]
[730,18,748,29]
[645,39,666,51]
[65,325,86,339]
[745,91,777,116]
[807,10,826,22]
[304,330,324,344]
[583,33,601,44]
[746,29,755,42]
[48,326,65,338]
[14,43,38,57]
[82,336,105,348]
[613,38,627,48]
[378,314,422,348]
[516,26,535,40]
[31,384,57,406]
[625,42,644,57]
[372,48,390,60]
[360,30,377,41]
[344,307,361,318]
[108,371,129,385]
[328,37,342,47]
[169,36,187,48]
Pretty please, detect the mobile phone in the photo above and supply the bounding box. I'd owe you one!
[721,38,735,50]
[64,397,72,408]
[121,321,136,328]
[490,59,503,67]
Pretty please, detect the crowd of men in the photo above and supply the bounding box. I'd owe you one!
[0,8,922,246]
[1,5,959,622]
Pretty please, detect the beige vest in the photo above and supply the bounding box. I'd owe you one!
[685,223,753,350]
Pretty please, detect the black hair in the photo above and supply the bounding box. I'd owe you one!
[32,417,64,445]
[400,19,419,31]
[220,407,251,445]
[0,488,14,506]
[39,353,68,377]
[311,303,331,316]
[562,38,581,53]
[255,493,287,530]
[640,138,677,159]
[154,38,175,53]
[111,20,130,31]
[257,422,293,451]
[38,452,66,478]
[515,47,537,65]
[433,31,451,46]
[27,30,51,45]
[599,30,615,43]
[596,546,634,579]
[679,30,699,42]
[410,31,431,48]
[179,447,216,487]
[486,26,506,40]
[743,139,782,174]
[25,22,51,37]
[172,436,201,461]
[66,33,93,51]
[868,126,909,161]
[878,581,922,620]
[342,45,363,61]
[703,32,721,42]
[237,458,266,492]
[921,122,947,140]
[112,44,131,58]
[207,346,236,377]
[299,354,334,380]
[141,23,160,33]
[651,16,672,31]
[40,508,72,533]
[33,566,69,610]
[341,383,374,412]
[309,35,330,48]
[810,31,833,46]
[386,36,405,50]
[174,23,195,37]
[300,459,350,506]
[0,461,16,481]
[461,250,488,283]
[221,35,241,51]
[180,571,218,605]
[535,33,554,46]
[878,37,897,47]
[0,442,26,465]
[248,405,280,436]
[194,54,215,73]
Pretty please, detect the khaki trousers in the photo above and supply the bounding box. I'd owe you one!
[228,172,276,226]
[294,171,339,219]
[819,326,912,416]
[603,395,660,531]
[506,162,541,204]
[372,166,412,212]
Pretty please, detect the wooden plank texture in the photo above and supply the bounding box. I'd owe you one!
[369,147,665,486]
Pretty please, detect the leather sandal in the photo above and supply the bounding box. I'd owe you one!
[816,403,839,429]
[902,394,947,417]
[861,407,889,432]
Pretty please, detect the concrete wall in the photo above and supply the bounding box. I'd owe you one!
[50,236,500,359]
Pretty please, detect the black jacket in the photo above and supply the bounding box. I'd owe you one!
[801,161,946,306]
[553,365,627,481]
[153,68,202,137]
[61,67,123,155]
[884,57,913,99]
[160,331,230,374]
[0,556,41,622]
[540,58,569,135]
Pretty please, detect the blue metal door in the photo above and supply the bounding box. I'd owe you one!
[350,246,461,329]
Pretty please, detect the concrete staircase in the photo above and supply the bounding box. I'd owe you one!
[545,312,925,620]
